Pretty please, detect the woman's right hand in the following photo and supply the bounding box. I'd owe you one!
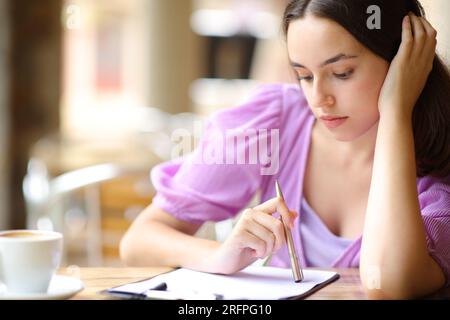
[202,196,298,275]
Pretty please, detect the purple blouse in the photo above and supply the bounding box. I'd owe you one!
[300,196,353,267]
[151,83,450,286]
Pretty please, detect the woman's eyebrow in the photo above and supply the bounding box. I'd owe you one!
[290,53,358,69]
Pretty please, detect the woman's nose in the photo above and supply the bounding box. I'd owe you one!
[310,82,335,108]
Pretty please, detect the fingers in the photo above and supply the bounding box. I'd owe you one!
[239,208,286,258]
[409,13,427,57]
[251,211,286,251]
[407,13,437,64]
[419,16,437,69]
[408,13,426,48]
[239,230,266,258]
[244,220,275,258]
[420,16,437,38]
[252,197,278,212]
[233,194,300,259]
[277,198,297,229]
[252,197,298,229]
[399,14,413,60]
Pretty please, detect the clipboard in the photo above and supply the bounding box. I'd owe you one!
[99,266,340,300]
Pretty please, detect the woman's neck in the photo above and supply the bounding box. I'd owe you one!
[314,119,378,170]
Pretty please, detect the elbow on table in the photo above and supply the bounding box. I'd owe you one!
[360,268,419,300]
[363,286,417,300]
[361,269,446,300]
[361,274,423,300]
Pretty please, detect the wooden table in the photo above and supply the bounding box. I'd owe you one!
[58,267,449,300]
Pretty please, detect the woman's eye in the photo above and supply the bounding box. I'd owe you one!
[298,70,354,82]
[298,75,313,82]
[334,70,354,79]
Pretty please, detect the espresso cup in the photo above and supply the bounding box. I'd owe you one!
[0,230,63,294]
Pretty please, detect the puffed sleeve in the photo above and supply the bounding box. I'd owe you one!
[150,83,284,224]
[418,175,450,287]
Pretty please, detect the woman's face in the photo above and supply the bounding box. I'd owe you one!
[287,15,389,141]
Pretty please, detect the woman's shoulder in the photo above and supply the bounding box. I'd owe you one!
[208,82,311,131]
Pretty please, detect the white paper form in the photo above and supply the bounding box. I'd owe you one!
[107,266,339,300]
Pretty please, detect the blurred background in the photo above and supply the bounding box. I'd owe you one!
[0,0,448,267]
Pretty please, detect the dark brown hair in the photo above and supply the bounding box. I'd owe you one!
[283,0,450,178]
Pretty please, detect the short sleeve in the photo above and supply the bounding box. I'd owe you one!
[418,175,450,287]
[150,83,284,224]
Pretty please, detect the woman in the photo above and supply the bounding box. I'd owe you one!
[120,0,450,299]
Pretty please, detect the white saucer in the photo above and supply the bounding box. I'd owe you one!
[0,275,84,300]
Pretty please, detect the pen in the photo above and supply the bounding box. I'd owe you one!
[275,180,304,282]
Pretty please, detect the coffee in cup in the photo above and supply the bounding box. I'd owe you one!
[0,229,63,294]
[0,231,48,238]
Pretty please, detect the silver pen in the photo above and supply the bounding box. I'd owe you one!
[275,180,304,282]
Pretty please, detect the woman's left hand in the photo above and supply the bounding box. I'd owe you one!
[378,12,437,119]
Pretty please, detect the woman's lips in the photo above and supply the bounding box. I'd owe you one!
[320,116,349,129]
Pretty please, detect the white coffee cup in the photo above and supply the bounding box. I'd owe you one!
[0,230,63,294]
